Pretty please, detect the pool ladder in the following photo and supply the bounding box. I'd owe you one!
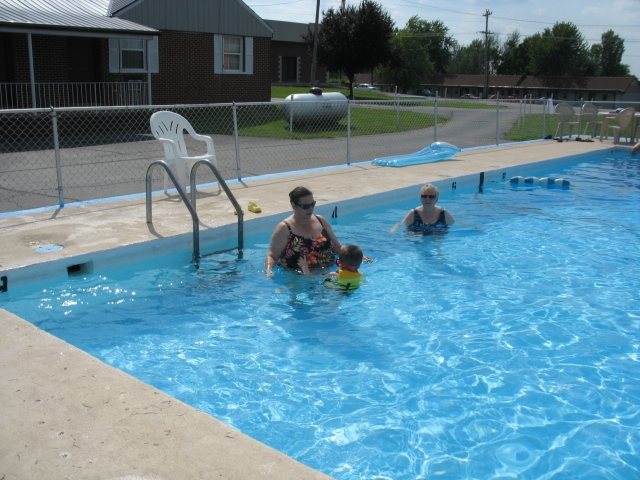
[145,159,244,263]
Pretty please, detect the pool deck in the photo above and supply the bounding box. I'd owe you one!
[0,139,625,479]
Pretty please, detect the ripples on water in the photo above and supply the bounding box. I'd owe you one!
[4,153,640,479]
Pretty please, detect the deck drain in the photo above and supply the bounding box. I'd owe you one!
[34,244,64,252]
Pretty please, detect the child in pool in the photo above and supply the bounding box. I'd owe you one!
[298,244,365,291]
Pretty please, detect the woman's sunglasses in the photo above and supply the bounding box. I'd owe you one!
[296,201,317,210]
[421,194,437,199]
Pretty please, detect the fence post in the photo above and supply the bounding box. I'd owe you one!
[346,100,351,166]
[232,101,241,181]
[289,96,294,134]
[395,85,400,129]
[50,107,64,208]
[495,97,500,145]
[434,95,438,143]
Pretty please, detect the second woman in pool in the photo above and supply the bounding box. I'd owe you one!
[390,183,455,234]
[265,186,373,277]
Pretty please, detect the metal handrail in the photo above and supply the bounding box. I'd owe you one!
[146,160,201,262]
[190,159,244,255]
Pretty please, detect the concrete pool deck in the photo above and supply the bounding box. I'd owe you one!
[0,139,625,479]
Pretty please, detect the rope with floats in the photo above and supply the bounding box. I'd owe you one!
[509,176,571,188]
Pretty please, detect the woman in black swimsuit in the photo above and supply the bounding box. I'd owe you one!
[265,186,343,277]
[390,183,455,234]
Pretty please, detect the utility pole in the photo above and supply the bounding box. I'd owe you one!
[481,10,492,99]
[310,0,321,87]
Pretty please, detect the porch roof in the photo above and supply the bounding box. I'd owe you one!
[0,0,158,36]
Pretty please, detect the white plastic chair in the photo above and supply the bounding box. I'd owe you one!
[580,103,603,138]
[554,103,579,139]
[605,107,636,144]
[150,111,221,193]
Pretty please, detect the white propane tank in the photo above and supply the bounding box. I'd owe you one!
[281,87,348,125]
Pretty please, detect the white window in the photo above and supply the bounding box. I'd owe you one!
[223,36,242,72]
[109,37,159,74]
[121,39,145,71]
[214,35,253,75]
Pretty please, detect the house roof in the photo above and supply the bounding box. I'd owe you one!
[424,74,637,92]
[116,0,273,37]
[265,19,313,42]
[0,0,158,35]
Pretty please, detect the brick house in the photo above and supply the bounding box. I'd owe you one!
[265,20,327,86]
[0,0,274,108]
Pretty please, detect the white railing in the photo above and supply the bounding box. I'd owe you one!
[0,81,149,109]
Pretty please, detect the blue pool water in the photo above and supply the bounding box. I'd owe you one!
[2,152,640,479]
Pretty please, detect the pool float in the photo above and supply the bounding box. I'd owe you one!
[509,176,571,188]
[372,142,461,167]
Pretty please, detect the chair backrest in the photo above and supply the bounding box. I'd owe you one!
[581,103,599,121]
[555,103,575,121]
[616,107,636,129]
[150,111,194,160]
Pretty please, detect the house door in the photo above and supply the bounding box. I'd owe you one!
[0,33,11,82]
[68,37,100,82]
[281,56,297,82]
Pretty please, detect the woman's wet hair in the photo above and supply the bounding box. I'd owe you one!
[289,186,313,204]
[421,183,440,197]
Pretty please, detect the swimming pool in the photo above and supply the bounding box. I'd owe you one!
[2,150,639,479]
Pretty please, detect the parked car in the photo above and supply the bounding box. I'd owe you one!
[413,89,433,97]
[355,84,380,91]
[461,94,479,99]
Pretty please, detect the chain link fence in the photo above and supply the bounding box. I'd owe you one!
[1,98,637,213]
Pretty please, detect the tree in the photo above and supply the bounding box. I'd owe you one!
[497,31,530,75]
[418,18,454,73]
[448,39,484,74]
[527,22,595,77]
[593,30,630,76]
[376,16,453,92]
[305,0,394,98]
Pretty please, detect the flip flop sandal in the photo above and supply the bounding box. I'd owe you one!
[248,202,262,213]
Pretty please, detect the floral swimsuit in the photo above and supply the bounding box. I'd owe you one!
[279,216,335,269]
[409,208,448,234]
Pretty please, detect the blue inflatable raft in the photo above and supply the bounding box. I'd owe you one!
[372,142,461,167]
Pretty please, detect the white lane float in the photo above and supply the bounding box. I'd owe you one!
[509,176,571,188]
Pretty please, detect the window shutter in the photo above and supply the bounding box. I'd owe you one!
[278,55,282,82]
[245,37,253,74]
[148,36,159,73]
[108,38,120,73]
[214,34,222,74]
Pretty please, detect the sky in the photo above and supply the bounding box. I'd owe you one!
[245,0,640,78]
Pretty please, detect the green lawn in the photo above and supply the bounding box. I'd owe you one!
[270,85,389,101]
[239,105,444,139]
[503,113,620,141]
[271,86,499,108]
